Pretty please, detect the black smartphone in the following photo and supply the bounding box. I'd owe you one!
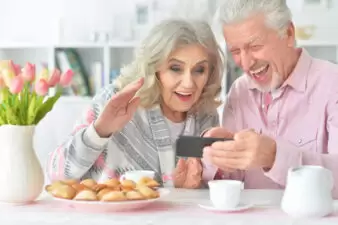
[175,135,233,158]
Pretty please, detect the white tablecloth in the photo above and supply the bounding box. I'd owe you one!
[0,189,337,225]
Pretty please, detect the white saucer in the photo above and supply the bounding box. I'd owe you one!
[198,202,254,212]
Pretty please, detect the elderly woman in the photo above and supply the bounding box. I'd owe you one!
[47,19,224,189]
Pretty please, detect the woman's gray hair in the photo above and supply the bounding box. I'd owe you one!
[114,19,224,114]
[217,0,292,36]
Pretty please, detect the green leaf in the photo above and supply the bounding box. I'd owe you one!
[0,105,6,125]
[36,95,44,107]
[13,94,23,125]
[27,94,37,125]
[0,116,5,125]
[5,107,19,125]
[34,92,61,124]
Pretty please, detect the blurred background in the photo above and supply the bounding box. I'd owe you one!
[0,0,337,97]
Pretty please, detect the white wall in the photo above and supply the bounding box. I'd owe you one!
[0,0,219,44]
[0,0,144,44]
[288,0,338,42]
[1,0,337,45]
[287,0,338,62]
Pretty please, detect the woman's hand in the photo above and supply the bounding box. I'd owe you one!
[94,78,144,137]
[173,158,203,189]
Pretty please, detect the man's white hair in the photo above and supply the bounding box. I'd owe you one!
[217,0,292,36]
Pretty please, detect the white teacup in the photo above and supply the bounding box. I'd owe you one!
[119,170,155,183]
[208,180,244,209]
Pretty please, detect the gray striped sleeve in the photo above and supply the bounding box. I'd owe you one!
[47,84,115,181]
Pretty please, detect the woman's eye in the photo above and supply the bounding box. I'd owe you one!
[170,66,181,72]
[194,67,205,74]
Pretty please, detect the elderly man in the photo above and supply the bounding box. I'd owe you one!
[202,0,338,197]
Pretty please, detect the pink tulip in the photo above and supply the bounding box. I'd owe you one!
[1,68,15,87]
[38,67,49,80]
[48,69,61,87]
[59,69,74,87]
[9,75,24,94]
[0,76,5,89]
[21,63,36,82]
[10,61,21,77]
[35,79,49,96]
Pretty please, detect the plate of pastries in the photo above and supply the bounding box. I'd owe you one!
[45,177,170,211]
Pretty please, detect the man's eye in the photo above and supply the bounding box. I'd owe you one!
[251,45,263,51]
[230,49,240,55]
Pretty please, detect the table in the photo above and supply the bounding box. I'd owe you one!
[0,189,337,225]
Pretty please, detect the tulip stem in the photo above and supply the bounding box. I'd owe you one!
[23,82,30,125]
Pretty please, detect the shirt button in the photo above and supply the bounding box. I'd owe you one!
[298,139,303,144]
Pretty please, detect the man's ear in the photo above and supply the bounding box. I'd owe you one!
[286,22,296,47]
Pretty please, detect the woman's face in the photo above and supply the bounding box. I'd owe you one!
[157,44,210,122]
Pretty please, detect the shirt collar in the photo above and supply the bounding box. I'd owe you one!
[247,48,312,92]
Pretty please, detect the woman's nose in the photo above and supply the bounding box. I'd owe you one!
[181,72,194,88]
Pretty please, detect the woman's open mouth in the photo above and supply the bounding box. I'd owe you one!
[175,92,193,102]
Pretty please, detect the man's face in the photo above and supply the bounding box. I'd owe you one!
[223,14,296,92]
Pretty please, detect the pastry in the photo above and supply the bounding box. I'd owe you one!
[126,191,145,200]
[74,190,97,201]
[50,184,77,199]
[120,180,136,189]
[138,177,152,185]
[137,177,160,188]
[145,180,160,188]
[80,179,97,189]
[45,185,52,193]
[103,178,120,188]
[97,188,115,200]
[61,179,78,185]
[71,183,89,193]
[45,181,65,193]
[45,177,161,202]
[100,191,127,202]
[92,184,107,192]
[137,185,159,199]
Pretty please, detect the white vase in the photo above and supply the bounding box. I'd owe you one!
[0,125,44,204]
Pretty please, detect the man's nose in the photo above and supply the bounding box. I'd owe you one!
[240,52,255,72]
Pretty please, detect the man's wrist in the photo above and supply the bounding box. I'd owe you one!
[263,139,277,171]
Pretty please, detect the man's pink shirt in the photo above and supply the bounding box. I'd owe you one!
[202,49,338,197]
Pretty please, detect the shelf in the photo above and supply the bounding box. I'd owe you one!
[56,41,139,48]
[55,42,106,48]
[297,40,338,47]
[0,42,53,49]
[2,40,336,49]
[0,41,139,49]
[108,40,139,48]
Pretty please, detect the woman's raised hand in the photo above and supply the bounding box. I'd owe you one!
[94,78,144,137]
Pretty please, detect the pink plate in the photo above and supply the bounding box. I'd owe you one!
[51,188,170,212]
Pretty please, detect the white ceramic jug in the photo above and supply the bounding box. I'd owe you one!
[281,165,334,218]
[0,125,44,204]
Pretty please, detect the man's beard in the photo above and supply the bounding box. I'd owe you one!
[252,72,283,93]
